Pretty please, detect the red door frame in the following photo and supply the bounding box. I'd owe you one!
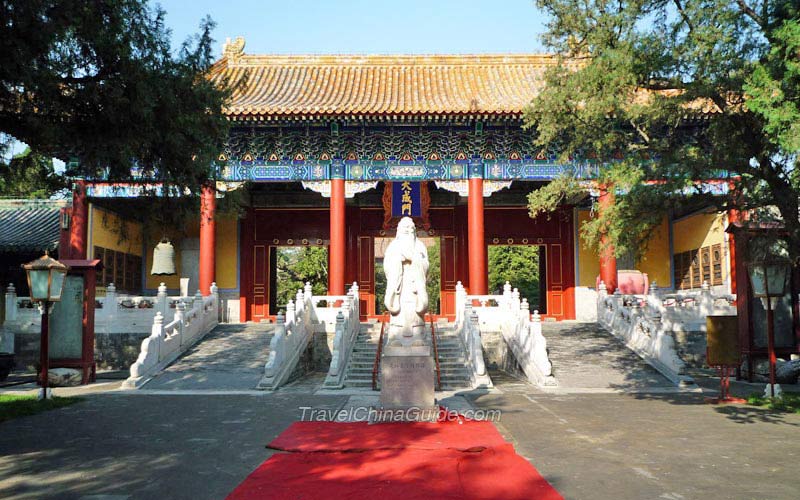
[239,205,576,322]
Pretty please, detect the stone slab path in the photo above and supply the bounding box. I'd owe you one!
[142,322,274,391]
[541,322,674,391]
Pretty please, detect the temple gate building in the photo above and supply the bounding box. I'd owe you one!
[7,39,795,387]
[56,41,738,327]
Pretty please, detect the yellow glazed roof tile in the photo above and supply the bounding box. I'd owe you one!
[209,39,722,118]
[211,47,566,117]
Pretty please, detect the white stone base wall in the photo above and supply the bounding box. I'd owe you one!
[574,286,598,322]
[218,290,241,323]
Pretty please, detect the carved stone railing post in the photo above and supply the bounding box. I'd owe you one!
[193,290,203,312]
[156,283,168,319]
[521,298,530,322]
[329,311,346,376]
[1,283,16,352]
[4,283,17,325]
[469,310,486,376]
[151,312,164,362]
[455,281,466,324]
[104,283,117,325]
[644,281,663,321]
[531,309,541,337]
[613,288,623,303]
[304,282,313,300]
[264,312,286,377]
[503,281,512,298]
[342,294,352,324]
[285,299,296,326]
[699,280,714,315]
[175,300,186,345]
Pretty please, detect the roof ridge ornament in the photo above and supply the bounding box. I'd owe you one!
[223,37,246,61]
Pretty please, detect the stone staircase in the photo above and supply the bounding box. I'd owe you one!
[433,325,472,390]
[343,323,382,388]
[343,321,473,390]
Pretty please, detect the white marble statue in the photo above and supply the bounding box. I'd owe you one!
[383,217,429,347]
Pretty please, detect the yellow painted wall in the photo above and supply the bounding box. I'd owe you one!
[143,216,239,291]
[577,209,671,287]
[89,204,143,256]
[577,209,600,286]
[673,212,726,253]
[636,217,671,287]
[215,214,238,289]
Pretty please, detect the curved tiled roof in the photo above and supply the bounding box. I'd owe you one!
[0,201,65,253]
[211,49,566,118]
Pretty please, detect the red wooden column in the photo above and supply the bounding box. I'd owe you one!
[727,180,742,297]
[468,176,488,295]
[727,207,740,296]
[329,177,346,295]
[68,180,89,259]
[239,209,254,322]
[199,182,216,296]
[598,185,617,293]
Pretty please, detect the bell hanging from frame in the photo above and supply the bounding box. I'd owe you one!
[151,239,176,276]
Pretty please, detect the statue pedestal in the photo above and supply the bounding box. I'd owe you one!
[377,345,436,422]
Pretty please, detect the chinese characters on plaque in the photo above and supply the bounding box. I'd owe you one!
[392,181,421,217]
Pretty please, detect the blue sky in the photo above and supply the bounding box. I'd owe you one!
[7,1,549,163]
[154,0,549,56]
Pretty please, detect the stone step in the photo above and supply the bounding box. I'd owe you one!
[345,378,375,385]
[440,378,471,384]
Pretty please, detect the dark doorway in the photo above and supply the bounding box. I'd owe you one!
[487,245,546,313]
[270,246,329,313]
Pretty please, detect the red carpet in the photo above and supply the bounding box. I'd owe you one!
[227,420,562,500]
[268,420,508,452]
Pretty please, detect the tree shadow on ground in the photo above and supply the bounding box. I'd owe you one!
[609,385,800,427]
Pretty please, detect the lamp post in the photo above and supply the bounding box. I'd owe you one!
[22,253,68,400]
[747,259,789,398]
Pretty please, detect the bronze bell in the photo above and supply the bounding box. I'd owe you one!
[151,239,176,276]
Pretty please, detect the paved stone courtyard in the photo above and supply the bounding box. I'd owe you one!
[1,322,799,499]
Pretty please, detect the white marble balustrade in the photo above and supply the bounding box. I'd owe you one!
[596,280,736,386]
[123,283,220,388]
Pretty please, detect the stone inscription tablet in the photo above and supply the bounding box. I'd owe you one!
[380,353,435,408]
